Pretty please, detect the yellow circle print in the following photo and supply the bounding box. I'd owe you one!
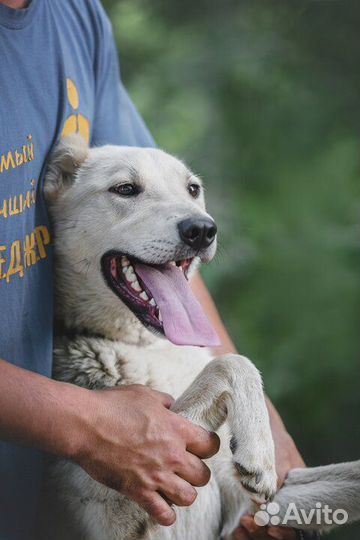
[66,78,80,110]
[61,78,90,143]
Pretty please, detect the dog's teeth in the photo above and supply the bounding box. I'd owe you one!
[121,256,130,267]
[149,298,156,307]
[158,310,163,322]
[126,268,136,282]
[139,291,149,301]
[131,280,141,292]
[123,264,133,276]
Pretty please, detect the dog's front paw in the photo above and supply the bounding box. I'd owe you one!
[232,451,277,503]
[227,359,277,502]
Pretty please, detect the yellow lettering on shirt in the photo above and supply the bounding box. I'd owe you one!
[0,225,51,284]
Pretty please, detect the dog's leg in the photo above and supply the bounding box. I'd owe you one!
[172,354,277,502]
[273,460,360,531]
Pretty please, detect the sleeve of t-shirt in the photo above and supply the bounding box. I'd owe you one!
[90,3,155,148]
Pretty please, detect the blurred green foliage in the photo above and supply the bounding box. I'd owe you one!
[103,1,359,537]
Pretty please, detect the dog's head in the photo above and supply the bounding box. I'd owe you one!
[45,135,219,346]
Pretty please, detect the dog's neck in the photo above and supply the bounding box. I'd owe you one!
[54,317,157,347]
[53,261,158,347]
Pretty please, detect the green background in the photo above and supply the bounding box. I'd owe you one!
[103,1,359,537]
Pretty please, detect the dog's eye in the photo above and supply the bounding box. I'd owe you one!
[109,183,140,197]
[188,183,201,198]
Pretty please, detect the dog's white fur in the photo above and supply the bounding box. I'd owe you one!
[274,461,360,531]
[42,136,359,539]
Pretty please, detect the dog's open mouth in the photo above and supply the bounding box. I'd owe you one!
[101,252,220,347]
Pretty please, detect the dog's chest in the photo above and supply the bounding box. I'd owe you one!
[53,334,212,398]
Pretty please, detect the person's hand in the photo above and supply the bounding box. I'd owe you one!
[72,384,220,526]
[233,515,297,539]
[0,361,219,526]
[232,401,305,539]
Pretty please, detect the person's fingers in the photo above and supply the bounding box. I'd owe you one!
[135,490,176,526]
[176,451,211,486]
[240,515,272,538]
[182,420,220,458]
[239,516,297,539]
[159,474,198,507]
[232,526,251,539]
[268,526,297,539]
[151,389,175,409]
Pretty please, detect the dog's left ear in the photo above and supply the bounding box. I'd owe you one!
[45,134,89,202]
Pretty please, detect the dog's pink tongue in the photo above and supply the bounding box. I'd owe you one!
[134,263,220,347]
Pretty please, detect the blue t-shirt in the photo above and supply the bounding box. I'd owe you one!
[0,1,154,537]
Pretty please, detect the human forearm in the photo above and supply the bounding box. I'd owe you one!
[0,358,89,459]
[265,395,305,484]
[0,358,220,525]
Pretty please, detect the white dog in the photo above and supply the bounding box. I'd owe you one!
[42,135,359,540]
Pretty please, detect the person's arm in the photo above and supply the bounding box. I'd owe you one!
[0,358,219,526]
[191,272,304,540]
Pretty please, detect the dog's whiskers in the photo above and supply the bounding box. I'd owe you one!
[72,258,91,274]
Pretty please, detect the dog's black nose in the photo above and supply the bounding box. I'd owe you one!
[178,217,217,250]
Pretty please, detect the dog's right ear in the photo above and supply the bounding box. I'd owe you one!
[44,134,89,202]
